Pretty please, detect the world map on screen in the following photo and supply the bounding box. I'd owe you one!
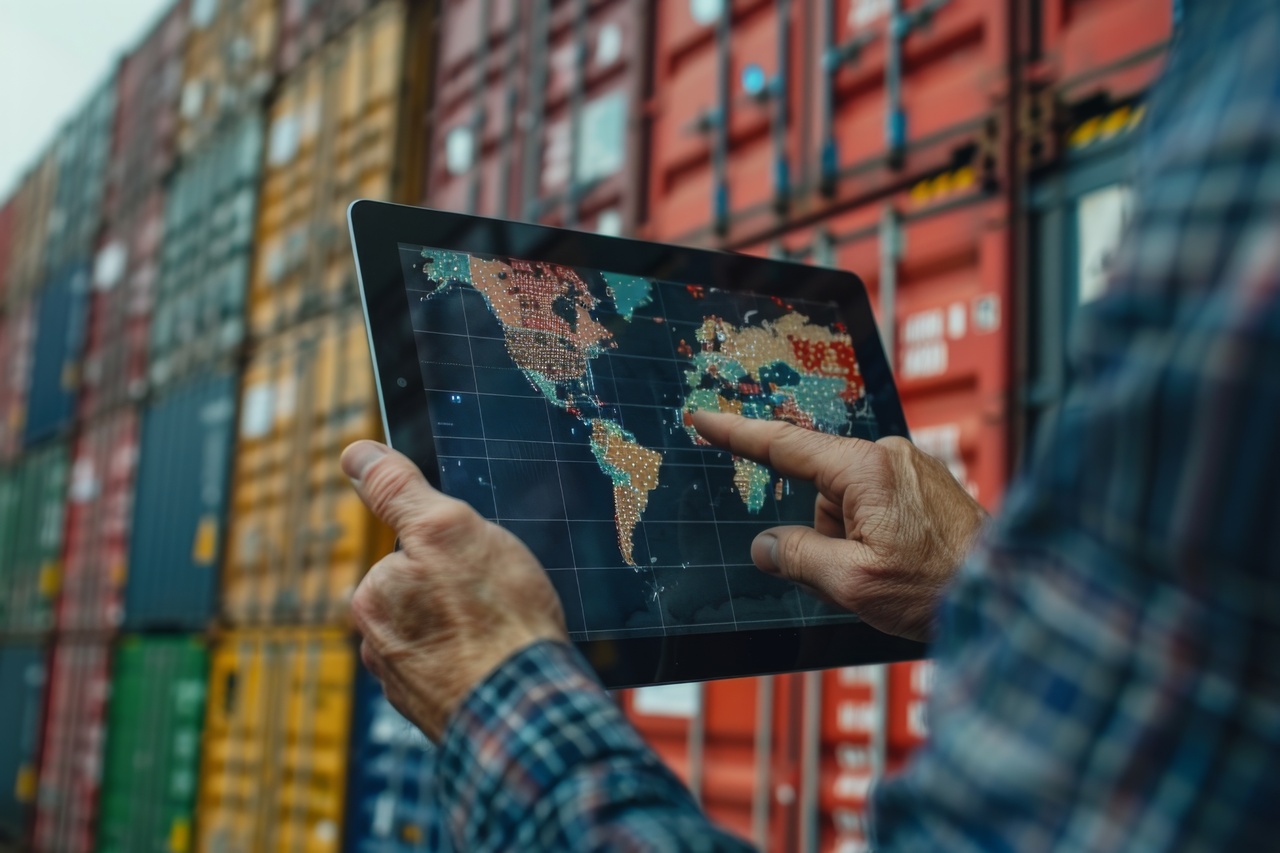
[401,244,881,640]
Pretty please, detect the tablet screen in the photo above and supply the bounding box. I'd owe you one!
[398,243,886,642]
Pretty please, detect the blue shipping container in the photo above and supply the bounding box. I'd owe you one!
[125,373,237,630]
[23,264,89,446]
[346,667,448,853]
[0,642,47,846]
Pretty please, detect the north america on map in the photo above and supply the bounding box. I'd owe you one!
[415,247,871,568]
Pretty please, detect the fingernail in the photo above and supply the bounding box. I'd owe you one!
[342,441,388,481]
[752,533,779,573]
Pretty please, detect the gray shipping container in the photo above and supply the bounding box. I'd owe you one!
[44,76,117,274]
[150,113,263,390]
[23,264,89,447]
[126,372,237,630]
[0,642,47,847]
[1025,110,1141,445]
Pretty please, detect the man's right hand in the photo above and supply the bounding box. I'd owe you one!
[692,411,987,643]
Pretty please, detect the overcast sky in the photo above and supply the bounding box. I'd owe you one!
[0,0,169,198]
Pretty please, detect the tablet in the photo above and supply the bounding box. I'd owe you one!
[349,200,926,687]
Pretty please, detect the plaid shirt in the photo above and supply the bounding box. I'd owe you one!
[435,1,1280,849]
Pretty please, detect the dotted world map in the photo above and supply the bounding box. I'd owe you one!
[401,244,879,639]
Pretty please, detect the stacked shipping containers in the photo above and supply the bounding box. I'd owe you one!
[0,0,1176,849]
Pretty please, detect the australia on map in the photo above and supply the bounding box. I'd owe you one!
[414,247,872,568]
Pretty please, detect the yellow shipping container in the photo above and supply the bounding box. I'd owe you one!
[5,149,58,307]
[179,0,279,156]
[197,628,354,853]
[223,311,394,625]
[248,0,432,338]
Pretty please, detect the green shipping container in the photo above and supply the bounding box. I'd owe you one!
[97,636,208,853]
[0,442,69,636]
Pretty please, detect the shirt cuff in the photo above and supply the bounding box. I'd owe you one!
[435,639,654,849]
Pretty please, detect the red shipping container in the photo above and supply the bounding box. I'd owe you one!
[0,198,14,306]
[31,639,110,853]
[104,0,189,226]
[810,666,885,853]
[426,0,649,234]
[645,0,1005,248]
[887,659,933,753]
[1032,0,1172,103]
[621,675,807,850]
[0,304,35,462]
[58,411,139,632]
[79,193,163,421]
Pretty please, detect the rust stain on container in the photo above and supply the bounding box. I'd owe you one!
[196,628,354,853]
[223,312,393,626]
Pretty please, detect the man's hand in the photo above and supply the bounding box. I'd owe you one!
[341,440,568,741]
[692,411,986,642]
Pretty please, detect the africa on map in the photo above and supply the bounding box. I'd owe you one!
[402,244,880,640]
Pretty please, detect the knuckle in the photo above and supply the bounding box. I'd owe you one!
[361,459,421,520]
[401,499,478,546]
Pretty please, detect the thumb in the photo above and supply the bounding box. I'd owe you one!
[341,440,443,534]
[751,526,873,597]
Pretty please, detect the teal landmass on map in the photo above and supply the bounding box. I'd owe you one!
[601,273,654,321]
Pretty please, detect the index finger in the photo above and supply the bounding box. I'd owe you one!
[690,410,875,501]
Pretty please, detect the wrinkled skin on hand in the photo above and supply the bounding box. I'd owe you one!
[342,440,567,741]
[691,411,988,643]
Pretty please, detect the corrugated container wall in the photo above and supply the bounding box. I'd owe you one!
[0,306,34,462]
[23,263,90,447]
[58,410,139,633]
[645,0,1004,248]
[345,666,443,852]
[1030,0,1171,104]
[42,77,116,277]
[81,190,164,422]
[250,0,429,338]
[127,373,237,631]
[97,636,208,853]
[277,0,378,74]
[224,313,393,625]
[5,151,58,309]
[196,629,354,853]
[0,199,14,307]
[426,0,647,235]
[32,639,111,853]
[0,643,47,848]
[151,113,264,390]
[178,0,279,156]
[105,0,190,224]
[0,443,69,637]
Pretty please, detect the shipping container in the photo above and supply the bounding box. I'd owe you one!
[644,0,1004,248]
[127,373,237,631]
[58,410,139,633]
[151,113,264,391]
[0,198,14,307]
[1023,103,1140,445]
[277,0,378,74]
[23,263,90,448]
[250,0,431,337]
[0,642,47,848]
[5,151,58,310]
[196,628,354,853]
[98,635,208,853]
[621,675,807,850]
[42,77,116,276]
[1030,0,1172,105]
[32,638,111,853]
[178,0,279,156]
[105,0,190,224]
[223,312,393,626]
[741,177,1013,508]
[426,0,645,235]
[886,659,931,756]
[81,190,164,422]
[0,305,34,462]
[0,442,69,637]
[345,665,443,853]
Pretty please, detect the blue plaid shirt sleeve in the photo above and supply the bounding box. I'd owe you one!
[872,1,1280,849]
[435,640,753,852]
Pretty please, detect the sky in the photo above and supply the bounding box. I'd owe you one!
[0,0,170,198]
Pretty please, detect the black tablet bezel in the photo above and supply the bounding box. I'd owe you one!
[349,199,926,687]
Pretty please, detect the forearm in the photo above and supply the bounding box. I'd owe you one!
[436,640,754,852]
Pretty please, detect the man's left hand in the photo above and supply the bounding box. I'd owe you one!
[341,440,568,742]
